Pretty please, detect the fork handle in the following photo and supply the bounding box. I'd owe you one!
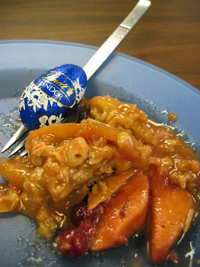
[83,0,151,81]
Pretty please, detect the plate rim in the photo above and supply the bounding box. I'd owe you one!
[0,39,199,97]
[0,39,199,267]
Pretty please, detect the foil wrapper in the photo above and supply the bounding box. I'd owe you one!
[19,64,87,130]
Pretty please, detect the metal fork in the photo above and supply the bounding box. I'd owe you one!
[1,0,151,157]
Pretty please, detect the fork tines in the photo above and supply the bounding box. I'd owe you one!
[1,125,29,154]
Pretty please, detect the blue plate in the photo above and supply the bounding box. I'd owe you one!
[0,40,199,267]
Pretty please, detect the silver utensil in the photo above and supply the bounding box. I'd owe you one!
[1,0,151,157]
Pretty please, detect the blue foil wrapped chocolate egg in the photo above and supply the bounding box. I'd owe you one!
[19,64,87,130]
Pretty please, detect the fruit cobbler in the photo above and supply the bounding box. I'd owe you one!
[0,96,199,263]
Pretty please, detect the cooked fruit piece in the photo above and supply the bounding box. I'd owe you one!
[26,119,151,169]
[26,119,128,151]
[56,227,88,258]
[149,171,195,264]
[87,168,140,210]
[91,172,149,251]
[0,157,34,190]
